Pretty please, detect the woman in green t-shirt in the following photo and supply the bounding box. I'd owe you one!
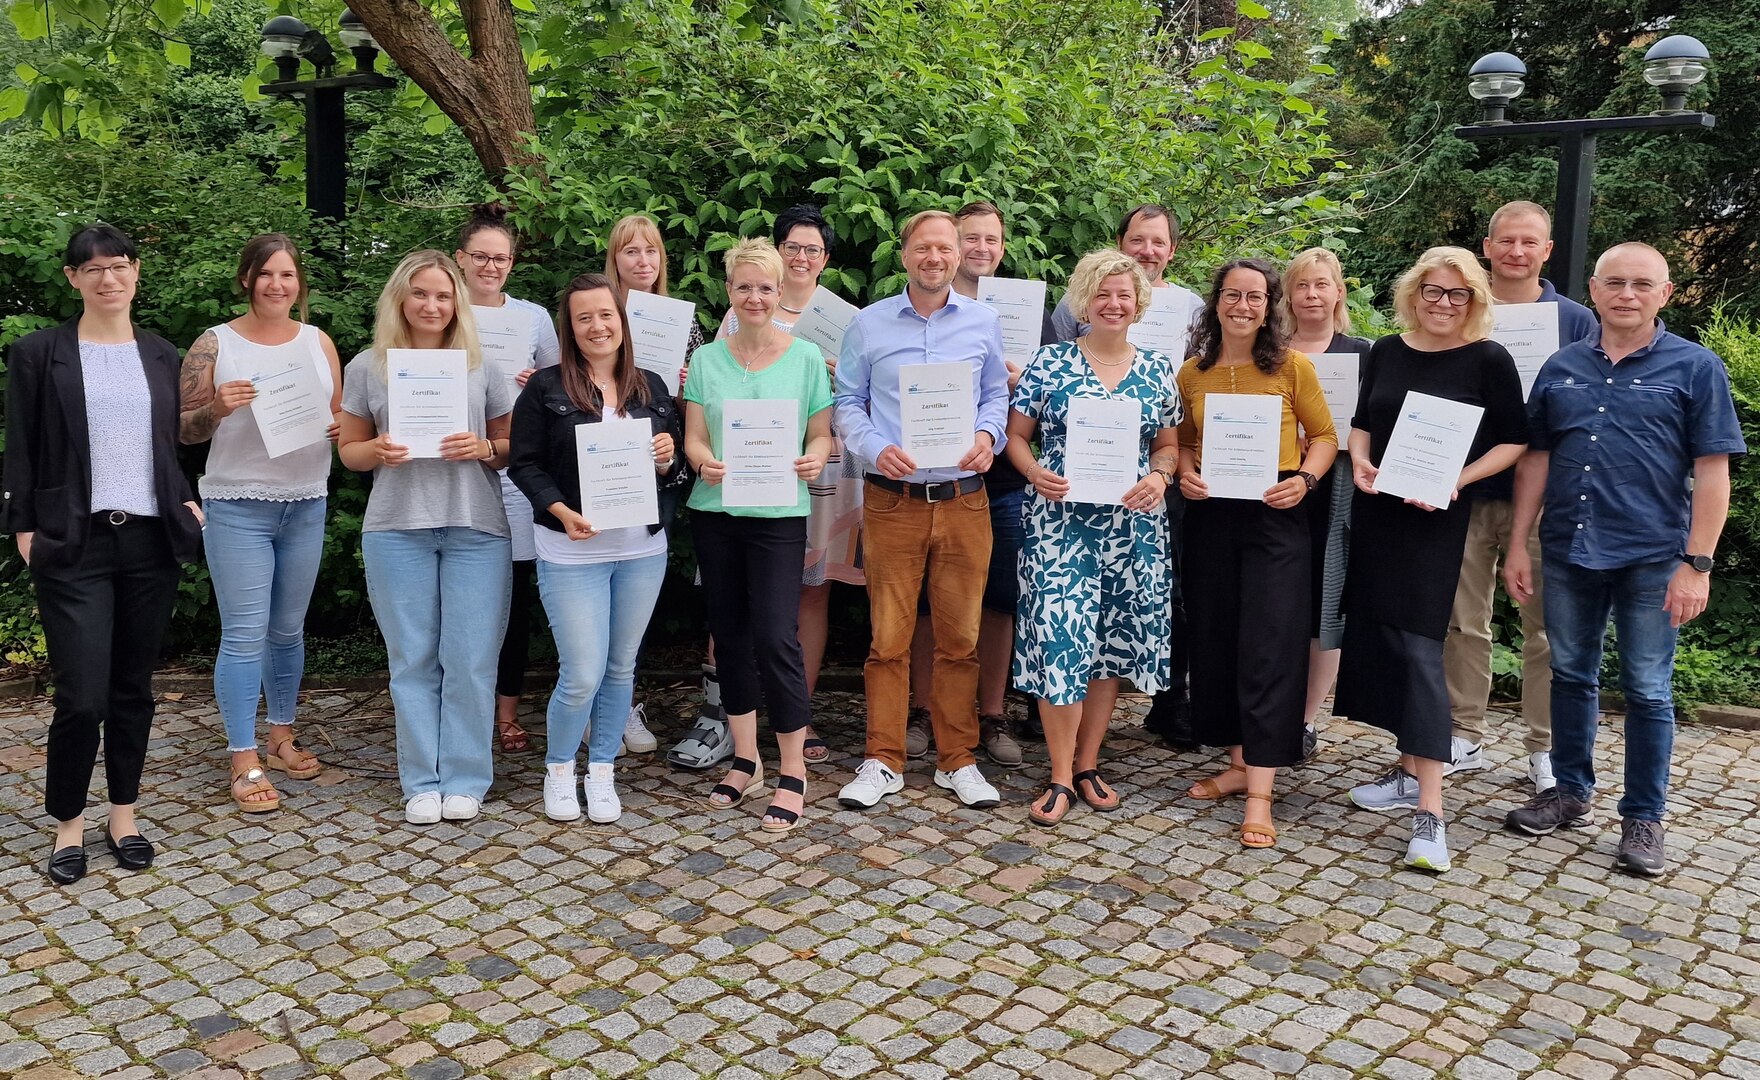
[682,238,834,833]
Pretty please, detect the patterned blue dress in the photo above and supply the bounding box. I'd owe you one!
[1012,341,1182,705]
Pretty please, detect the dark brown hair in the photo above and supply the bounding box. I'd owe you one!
[235,233,309,321]
[554,272,651,417]
[1190,258,1290,374]
[1116,203,1179,247]
[955,200,1005,233]
[458,202,519,255]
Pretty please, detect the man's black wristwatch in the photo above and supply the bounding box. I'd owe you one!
[1682,553,1714,573]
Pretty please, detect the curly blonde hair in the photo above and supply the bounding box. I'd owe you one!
[1392,246,1495,342]
[1065,248,1152,326]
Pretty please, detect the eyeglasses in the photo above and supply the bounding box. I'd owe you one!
[732,283,780,298]
[73,261,138,282]
[463,251,514,270]
[1595,277,1663,295]
[779,241,826,259]
[1419,283,1475,306]
[1218,289,1268,307]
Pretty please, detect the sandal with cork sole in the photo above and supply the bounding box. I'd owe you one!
[1187,763,1247,801]
[231,766,281,813]
[760,775,807,834]
[705,756,767,809]
[1028,784,1076,827]
[265,736,322,780]
[1073,769,1121,812]
[1241,791,1278,849]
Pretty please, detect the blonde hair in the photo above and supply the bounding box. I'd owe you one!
[604,214,671,298]
[723,236,786,285]
[371,250,481,373]
[899,209,959,248]
[1487,200,1551,238]
[1065,249,1152,325]
[1392,246,1496,341]
[1281,248,1353,335]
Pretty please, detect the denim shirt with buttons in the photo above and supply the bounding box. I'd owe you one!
[1527,321,1746,570]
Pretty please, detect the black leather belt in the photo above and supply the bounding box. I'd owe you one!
[93,510,144,526]
[866,475,984,502]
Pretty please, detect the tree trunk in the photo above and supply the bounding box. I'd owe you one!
[344,0,539,182]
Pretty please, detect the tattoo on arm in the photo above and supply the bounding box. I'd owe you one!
[179,331,222,444]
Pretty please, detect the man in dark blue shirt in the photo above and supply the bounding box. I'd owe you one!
[1501,242,1745,876]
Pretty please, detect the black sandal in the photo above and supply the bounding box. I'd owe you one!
[1073,769,1121,812]
[802,734,830,763]
[705,756,765,808]
[760,775,806,833]
[1029,784,1076,827]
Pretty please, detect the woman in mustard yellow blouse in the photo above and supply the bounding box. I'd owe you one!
[1176,258,1337,849]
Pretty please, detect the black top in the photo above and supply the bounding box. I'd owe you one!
[986,308,1060,493]
[507,366,690,536]
[1,318,202,573]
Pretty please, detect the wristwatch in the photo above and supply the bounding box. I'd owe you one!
[1298,471,1319,492]
[1153,467,1175,486]
[1682,553,1714,573]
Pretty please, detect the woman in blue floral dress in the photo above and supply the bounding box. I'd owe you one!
[1006,249,1182,826]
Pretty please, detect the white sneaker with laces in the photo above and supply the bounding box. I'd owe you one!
[1443,736,1484,775]
[838,759,904,809]
[1528,751,1557,793]
[584,763,621,823]
[543,763,580,822]
[405,792,442,825]
[621,703,657,755]
[440,794,480,821]
[934,763,1002,808]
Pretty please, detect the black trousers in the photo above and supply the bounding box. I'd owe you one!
[496,559,540,698]
[35,517,182,821]
[1183,491,1310,768]
[692,511,811,734]
[1150,489,1192,705]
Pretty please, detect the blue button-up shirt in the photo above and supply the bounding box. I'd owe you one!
[1528,321,1746,570]
[836,289,1011,483]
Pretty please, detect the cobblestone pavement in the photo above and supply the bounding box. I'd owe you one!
[0,682,1757,1080]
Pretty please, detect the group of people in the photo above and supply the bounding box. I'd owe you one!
[4,195,1741,887]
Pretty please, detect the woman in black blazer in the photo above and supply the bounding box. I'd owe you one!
[2,224,205,884]
[507,272,688,825]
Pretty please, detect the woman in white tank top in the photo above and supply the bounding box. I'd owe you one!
[178,234,342,814]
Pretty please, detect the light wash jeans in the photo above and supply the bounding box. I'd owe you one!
[1544,556,1681,822]
[203,498,327,751]
[363,527,512,800]
[537,552,668,766]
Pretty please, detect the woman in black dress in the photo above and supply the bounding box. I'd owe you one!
[1335,246,1527,874]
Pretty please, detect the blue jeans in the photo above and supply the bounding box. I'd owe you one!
[203,498,327,751]
[363,527,512,800]
[537,552,668,767]
[1544,556,1680,821]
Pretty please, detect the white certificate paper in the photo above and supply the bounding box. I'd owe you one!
[1128,287,1201,360]
[977,277,1048,367]
[576,417,658,531]
[248,355,331,459]
[1492,302,1561,400]
[787,287,859,362]
[1374,391,1484,507]
[899,362,976,469]
[473,304,532,394]
[1064,397,1142,505]
[1201,393,1280,500]
[387,349,469,459]
[1310,353,1360,435]
[721,399,799,508]
[625,291,696,395]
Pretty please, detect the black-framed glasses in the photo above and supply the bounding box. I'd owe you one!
[464,251,514,270]
[779,241,826,259]
[1419,283,1474,306]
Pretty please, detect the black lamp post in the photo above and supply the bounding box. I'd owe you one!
[1454,35,1715,300]
[259,9,397,226]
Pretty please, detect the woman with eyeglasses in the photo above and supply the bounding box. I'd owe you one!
[1335,247,1527,873]
[1176,258,1337,850]
[454,203,562,758]
[4,224,206,884]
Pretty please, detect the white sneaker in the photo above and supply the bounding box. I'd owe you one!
[1443,736,1484,775]
[404,792,442,825]
[838,759,904,809]
[440,794,480,821]
[934,764,1002,809]
[621,703,657,755]
[584,763,621,823]
[1528,751,1557,793]
[543,764,580,822]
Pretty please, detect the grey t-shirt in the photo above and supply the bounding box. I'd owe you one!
[342,350,514,535]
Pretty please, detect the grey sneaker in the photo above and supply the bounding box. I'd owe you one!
[1348,766,1420,812]
[1405,810,1451,872]
[905,707,932,760]
[1616,818,1666,877]
[1504,787,1594,836]
[979,713,1023,768]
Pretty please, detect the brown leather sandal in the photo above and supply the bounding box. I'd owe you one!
[1187,763,1247,801]
[265,735,321,780]
[495,717,530,754]
[231,766,281,813]
[1242,791,1278,849]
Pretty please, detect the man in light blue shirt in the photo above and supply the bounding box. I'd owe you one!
[835,209,1011,812]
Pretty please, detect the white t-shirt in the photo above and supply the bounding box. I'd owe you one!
[534,523,666,566]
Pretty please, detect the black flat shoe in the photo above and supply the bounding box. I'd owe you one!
[47,846,87,885]
[105,831,154,871]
